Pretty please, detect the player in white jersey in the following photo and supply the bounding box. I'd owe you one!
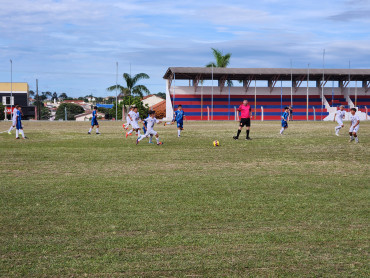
[125,106,136,138]
[136,110,163,145]
[123,106,133,132]
[348,108,360,143]
[130,107,142,137]
[7,105,19,134]
[334,105,346,136]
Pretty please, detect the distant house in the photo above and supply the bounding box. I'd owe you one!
[75,111,105,122]
[142,95,165,109]
[62,100,91,111]
[151,100,166,119]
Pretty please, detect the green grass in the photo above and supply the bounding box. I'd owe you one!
[0,120,369,277]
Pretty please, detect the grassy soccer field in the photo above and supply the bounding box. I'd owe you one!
[0,120,369,277]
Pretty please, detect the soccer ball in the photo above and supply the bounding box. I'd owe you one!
[213,140,220,147]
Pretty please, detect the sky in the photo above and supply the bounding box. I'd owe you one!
[0,0,369,97]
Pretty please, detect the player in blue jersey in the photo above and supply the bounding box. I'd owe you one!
[280,107,290,135]
[15,106,28,139]
[88,106,100,135]
[173,104,186,137]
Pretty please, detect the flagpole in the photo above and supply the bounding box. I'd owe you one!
[211,65,214,121]
[321,49,325,121]
[254,79,256,119]
[290,59,293,107]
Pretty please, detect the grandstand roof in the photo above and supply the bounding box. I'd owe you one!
[163,67,370,81]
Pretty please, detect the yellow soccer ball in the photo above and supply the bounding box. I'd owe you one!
[213,140,220,147]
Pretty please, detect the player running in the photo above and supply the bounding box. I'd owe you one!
[233,99,252,140]
[88,106,100,135]
[123,106,134,131]
[15,106,28,139]
[334,105,346,136]
[7,105,19,134]
[136,110,163,145]
[348,108,360,143]
[173,104,186,137]
[126,105,136,138]
[131,106,142,137]
[280,107,290,135]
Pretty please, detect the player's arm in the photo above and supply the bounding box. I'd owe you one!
[333,113,336,122]
[249,107,253,119]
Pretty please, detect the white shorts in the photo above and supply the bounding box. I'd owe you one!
[349,125,359,133]
[131,121,140,129]
[12,119,17,126]
[144,129,157,136]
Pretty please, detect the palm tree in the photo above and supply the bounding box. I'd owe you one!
[206,48,232,86]
[206,48,231,68]
[107,73,150,98]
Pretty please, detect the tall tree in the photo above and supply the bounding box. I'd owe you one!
[206,48,232,68]
[107,73,150,98]
[51,92,58,102]
[59,92,68,100]
[206,48,233,86]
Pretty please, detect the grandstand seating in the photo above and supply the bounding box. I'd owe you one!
[349,95,370,115]
[325,95,349,108]
[171,94,329,120]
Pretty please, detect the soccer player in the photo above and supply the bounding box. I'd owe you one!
[233,99,252,140]
[334,105,346,136]
[131,106,142,137]
[173,104,186,137]
[88,106,100,135]
[126,105,136,138]
[15,106,28,139]
[280,107,290,135]
[349,108,360,143]
[7,105,19,134]
[123,106,133,131]
[136,110,163,145]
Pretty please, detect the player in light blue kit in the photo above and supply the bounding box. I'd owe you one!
[173,104,186,137]
[279,107,290,135]
[88,106,100,135]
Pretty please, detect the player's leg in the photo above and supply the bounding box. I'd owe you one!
[246,119,251,140]
[96,124,100,134]
[19,128,26,139]
[233,120,244,139]
[154,132,162,145]
[15,129,19,139]
[8,124,15,134]
[148,134,153,143]
[88,125,93,134]
[348,128,354,142]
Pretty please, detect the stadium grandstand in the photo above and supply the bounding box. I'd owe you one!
[163,67,370,121]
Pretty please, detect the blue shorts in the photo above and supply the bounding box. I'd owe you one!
[281,120,288,128]
[91,118,98,126]
[177,121,183,129]
[16,121,22,130]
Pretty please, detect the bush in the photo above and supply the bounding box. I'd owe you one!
[55,103,84,120]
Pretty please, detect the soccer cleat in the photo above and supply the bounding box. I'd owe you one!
[16,137,20,139]
[88,132,91,135]
[233,136,239,140]
[335,133,339,136]
[96,132,101,135]
[246,137,252,140]
[348,138,354,143]
[136,138,139,145]
[122,124,125,129]
[8,131,11,135]
[157,142,163,145]
[125,132,129,138]
[148,141,153,144]
[23,137,29,139]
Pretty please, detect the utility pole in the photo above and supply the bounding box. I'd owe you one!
[115,62,118,120]
[10,59,13,120]
[36,79,39,120]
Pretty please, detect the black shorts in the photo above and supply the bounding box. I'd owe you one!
[240,118,251,127]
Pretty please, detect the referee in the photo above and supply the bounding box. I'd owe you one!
[233,99,252,140]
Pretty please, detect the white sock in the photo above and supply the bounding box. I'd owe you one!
[178,130,181,136]
[149,135,153,143]
[156,137,160,143]
[96,128,99,133]
[138,130,141,136]
[89,128,92,133]
[20,130,25,138]
[16,130,19,138]
[8,126,14,132]
[128,129,133,134]
[138,135,145,142]
[355,137,358,142]
[280,127,284,134]
[350,135,353,140]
